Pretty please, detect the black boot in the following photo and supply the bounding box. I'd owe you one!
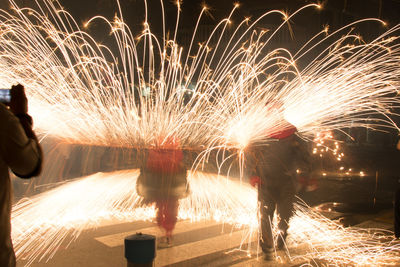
[276,233,287,250]
[263,247,275,261]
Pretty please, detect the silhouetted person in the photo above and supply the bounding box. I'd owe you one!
[395,184,400,239]
[247,102,312,260]
[0,84,42,267]
[395,138,400,239]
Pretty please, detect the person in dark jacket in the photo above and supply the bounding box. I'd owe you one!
[394,137,400,239]
[247,102,312,260]
[395,182,400,239]
[0,84,43,267]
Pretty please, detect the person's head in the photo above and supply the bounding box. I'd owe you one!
[265,99,285,122]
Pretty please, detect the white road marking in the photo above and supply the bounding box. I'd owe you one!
[155,229,252,266]
[95,220,221,247]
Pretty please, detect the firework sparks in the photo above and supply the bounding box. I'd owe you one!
[12,170,400,265]
[0,0,399,153]
[12,170,258,264]
[288,203,400,266]
[1,0,400,265]
[311,131,368,178]
[12,170,149,264]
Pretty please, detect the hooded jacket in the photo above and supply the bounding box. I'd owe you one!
[247,123,311,189]
[0,103,42,267]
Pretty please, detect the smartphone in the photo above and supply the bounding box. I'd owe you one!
[0,89,11,104]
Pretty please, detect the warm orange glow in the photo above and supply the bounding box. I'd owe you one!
[1,0,400,265]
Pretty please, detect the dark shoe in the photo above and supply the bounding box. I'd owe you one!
[264,253,274,261]
[276,236,285,250]
[157,236,173,248]
[263,247,275,261]
[276,233,287,250]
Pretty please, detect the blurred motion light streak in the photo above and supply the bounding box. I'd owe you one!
[0,0,399,153]
[12,170,400,265]
[1,0,400,265]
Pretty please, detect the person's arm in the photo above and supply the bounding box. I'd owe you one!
[293,133,317,191]
[0,84,42,178]
[293,134,312,172]
[245,146,262,187]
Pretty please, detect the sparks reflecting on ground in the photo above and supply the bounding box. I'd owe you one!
[288,203,400,266]
[12,170,257,265]
[12,170,148,264]
[12,170,400,266]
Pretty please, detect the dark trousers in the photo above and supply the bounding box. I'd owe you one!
[259,177,296,251]
[395,187,400,238]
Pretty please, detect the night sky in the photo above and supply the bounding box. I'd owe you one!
[5,0,390,54]
[4,0,400,36]
[47,0,400,24]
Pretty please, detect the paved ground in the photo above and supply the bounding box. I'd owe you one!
[16,206,396,267]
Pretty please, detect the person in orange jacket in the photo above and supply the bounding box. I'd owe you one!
[136,136,189,246]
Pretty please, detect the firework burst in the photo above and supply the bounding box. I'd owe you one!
[1,0,400,265]
[0,0,399,153]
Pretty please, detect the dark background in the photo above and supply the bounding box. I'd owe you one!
[4,0,400,41]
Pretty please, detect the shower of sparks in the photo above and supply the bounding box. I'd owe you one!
[288,203,400,266]
[313,131,343,160]
[0,0,399,154]
[12,170,258,265]
[1,0,400,265]
[12,170,400,266]
[12,170,150,264]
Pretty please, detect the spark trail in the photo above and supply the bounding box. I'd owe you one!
[12,170,400,266]
[0,0,399,153]
[1,0,400,265]
[12,170,258,265]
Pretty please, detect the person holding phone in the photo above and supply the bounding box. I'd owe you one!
[0,84,42,267]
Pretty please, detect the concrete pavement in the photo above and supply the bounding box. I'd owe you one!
[16,207,398,267]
